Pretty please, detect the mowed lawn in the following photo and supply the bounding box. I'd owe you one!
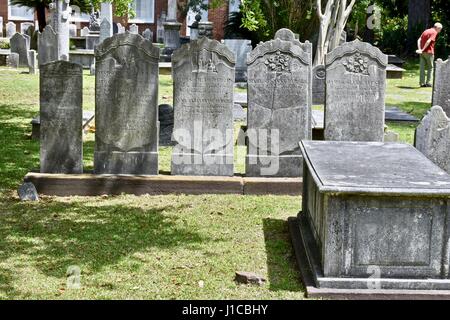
[0,61,432,299]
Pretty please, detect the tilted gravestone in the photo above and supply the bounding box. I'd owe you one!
[40,60,83,173]
[324,40,387,141]
[6,22,16,38]
[415,106,450,173]
[10,33,30,67]
[246,28,312,177]
[432,58,450,116]
[38,25,58,66]
[171,37,235,176]
[94,33,160,174]
[312,64,325,105]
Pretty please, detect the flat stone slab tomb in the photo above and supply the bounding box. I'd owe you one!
[290,140,450,299]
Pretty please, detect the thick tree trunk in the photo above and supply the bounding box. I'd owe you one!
[407,0,431,51]
[36,3,47,32]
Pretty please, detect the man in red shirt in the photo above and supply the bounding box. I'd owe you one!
[417,23,443,87]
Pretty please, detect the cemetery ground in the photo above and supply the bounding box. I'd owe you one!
[0,61,430,299]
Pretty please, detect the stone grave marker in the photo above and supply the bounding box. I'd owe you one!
[20,22,33,34]
[129,24,138,34]
[415,105,450,173]
[10,33,30,67]
[312,64,325,105]
[38,25,58,66]
[80,26,90,37]
[28,49,38,74]
[40,60,83,173]
[171,37,235,176]
[6,52,19,68]
[324,40,387,141]
[99,18,112,43]
[116,23,125,34]
[94,33,160,174]
[142,28,153,41]
[246,28,312,177]
[432,58,450,116]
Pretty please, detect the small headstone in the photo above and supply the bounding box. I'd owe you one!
[235,271,266,285]
[6,22,16,38]
[40,61,83,173]
[38,25,58,66]
[6,52,19,68]
[129,24,138,34]
[95,33,160,174]
[312,65,325,105]
[99,18,112,43]
[89,61,95,75]
[28,50,38,74]
[415,106,450,173]
[432,58,450,116]
[10,33,30,67]
[171,37,235,176]
[69,23,77,37]
[324,40,387,141]
[246,29,312,177]
[384,130,399,142]
[233,104,246,122]
[224,39,252,82]
[116,23,125,34]
[80,26,90,37]
[142,28,153,41]
[18,182,39,201]
[20,22,34,34]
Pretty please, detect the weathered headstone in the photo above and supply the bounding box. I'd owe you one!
[432,58,450,116]
[224,39,252,82]
[163,0,181,51]
[80,26,90,37]
[28,50,38,74]
[94,33,160,174]
[49,0,71,60]
[159,104,174,146]
[129,24,138,34]
[384,130,399,142]
[324,40,387,141]
[246,29,312,177]
[143,28,153,41]
[6,52,19,68]
[18,182,39,201]
[38,25,58,66]
[6,22,16,38]
[69,23,77,37]
[116,23,125,34]
[40,60,83,173]
[171,37,235,176]
[99,18,112,43]
[20,22,34,34]
[100,2,113,36]
[10,33,30,67]
[312,64,325,105]
[415,106,450,173]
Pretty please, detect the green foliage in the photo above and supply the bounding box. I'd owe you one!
[377,17,408,55]
[0,39,10,50]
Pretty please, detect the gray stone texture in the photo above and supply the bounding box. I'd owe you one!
[69,23,77,37]
[40,60,83,173]
[246,29,312,177]
[6,52,19,68]
[142,28,153,41]
[224,39,252,82]
[312,64,325,105]
[49,0,71,60]
[159,104,174,146]
[80,26,90,37]
[415,106,450,173]
[171,37,235,176]
[10,33,30,67]
[38,25,58,66]
[129,24,138,34]
[324,40,387,141]
[18,182,39,201]
[94,33,160,175]
[99,17,112,43]
[28,49,38,74]
[20,22,34,34]
[432,58,450,116]
[298,140,450,290]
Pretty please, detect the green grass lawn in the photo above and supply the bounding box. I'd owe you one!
[0,61,433,299]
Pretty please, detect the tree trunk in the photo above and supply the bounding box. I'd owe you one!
[36,3,47,32]
[407,0,431,52]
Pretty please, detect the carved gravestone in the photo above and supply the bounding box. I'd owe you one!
[415,106,450,173]
[432,58,450,116]
[143,28,153,41]
[10,33,30,67]
[40,61,83,173]
[246,29,312,177]
[99,18,112,43]
[6,22,16,38]
[6,53,19,68]
[38,25,58,66]
[312,65,325,105]
[171,37,235,176]
[325,40,387,141]
[129,24,138,34]
[94,33,160,174]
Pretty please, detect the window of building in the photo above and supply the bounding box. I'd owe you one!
[129,0,155,23]
[70,6,90,22]
[8,1,34,21]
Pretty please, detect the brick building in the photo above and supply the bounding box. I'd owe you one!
[0,0,240,41]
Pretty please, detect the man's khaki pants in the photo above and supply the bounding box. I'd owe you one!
[420,52,434,86]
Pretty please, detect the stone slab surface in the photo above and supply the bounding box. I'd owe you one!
[301,140,450,194]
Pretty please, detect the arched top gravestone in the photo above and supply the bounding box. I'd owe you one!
[324,39,387,142]
[432,58,450,116]
[38,25,58,66]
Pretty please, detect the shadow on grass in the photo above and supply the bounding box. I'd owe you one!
[387,101,430,119]
[0,198,218,292]
[262,218,304,292]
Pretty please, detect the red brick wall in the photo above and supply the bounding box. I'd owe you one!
[208,3,228,40]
